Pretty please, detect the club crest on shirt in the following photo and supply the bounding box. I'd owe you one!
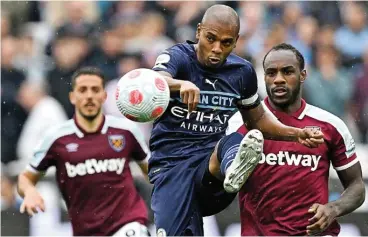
[304,126,321,132]
[108,135,125,152]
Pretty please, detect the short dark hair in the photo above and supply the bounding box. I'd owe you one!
[263,43,305,71]
[71,67,106,90]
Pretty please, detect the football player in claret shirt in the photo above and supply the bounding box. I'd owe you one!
[227,43,365,236]
[17,67,151,236]
[148,4,324,236]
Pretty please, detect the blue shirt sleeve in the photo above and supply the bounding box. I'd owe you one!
[238,63,260,109]
[152,47,186,78]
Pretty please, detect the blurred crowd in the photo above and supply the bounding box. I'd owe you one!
[1,1,368,211]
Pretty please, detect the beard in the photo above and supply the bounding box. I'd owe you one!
[78,108,101,122]
[266,82,301,109]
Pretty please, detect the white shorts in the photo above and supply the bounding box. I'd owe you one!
[113,222,149,236]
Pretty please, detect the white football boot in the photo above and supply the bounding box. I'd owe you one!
[223,129,264,193]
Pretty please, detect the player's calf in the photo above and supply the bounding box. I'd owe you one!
[222,130,264,193]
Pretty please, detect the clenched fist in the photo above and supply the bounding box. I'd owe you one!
[180,81,200,113]
[298,127,324,148]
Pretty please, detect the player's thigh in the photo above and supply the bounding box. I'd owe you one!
[151,166,203,236]
[112,222,150,237]
[197,154,237,216]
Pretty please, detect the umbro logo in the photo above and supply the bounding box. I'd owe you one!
[205,78,218,90]
[66,143,79,152]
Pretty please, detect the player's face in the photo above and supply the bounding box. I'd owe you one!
[264,50,306,108]
[196,22,238,68]
[70,75,107,121]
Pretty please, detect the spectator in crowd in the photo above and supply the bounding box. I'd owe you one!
[105,1,145,26]
[350,48,368,143]
[55,2,95,37]
[13,26,51,84]
[316,25,336,48]
[1,37,27,164]
[263,1,284,26]
[169,2,204,42]
[232,31,254,64]
[5,81,67,176]
[44,1,98,31]
[150,1,204,42]
[302,1,342,27]
[281,2,303,41]
[289,16,319,67]
[238,2,267,59]
[1,1,33,35]
[334,2,368,67]
[304,46,353,119]
[89,24,123,81]
[130,11,175,67]
[47,31,90,118]
[109,3,143,43]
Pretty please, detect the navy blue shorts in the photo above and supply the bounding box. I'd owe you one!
[150,154,237,236]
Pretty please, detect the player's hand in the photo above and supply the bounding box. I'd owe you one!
[20,188,45,217]
[297,127,324,148]
[306,203,338,236]
[180,81,200,113]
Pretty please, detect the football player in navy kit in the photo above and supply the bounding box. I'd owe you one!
[148,4,325,236]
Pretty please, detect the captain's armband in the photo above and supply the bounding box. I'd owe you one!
[237,93,260,110]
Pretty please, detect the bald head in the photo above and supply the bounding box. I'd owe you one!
[201,4,240,34]
[195,4,240,68]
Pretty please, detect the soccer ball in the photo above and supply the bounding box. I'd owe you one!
[115,68,170,122]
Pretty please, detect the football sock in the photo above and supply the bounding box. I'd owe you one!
[217,132,243,176]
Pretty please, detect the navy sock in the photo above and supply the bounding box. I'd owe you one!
[217,132,243,176]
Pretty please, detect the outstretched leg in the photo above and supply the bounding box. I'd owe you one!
[208,130,264,193]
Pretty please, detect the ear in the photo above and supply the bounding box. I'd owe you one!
[233,34,240,49]
[103,90,107,102]
[196,23,201,41]
[300,69,307,84]
[69,91,76,105]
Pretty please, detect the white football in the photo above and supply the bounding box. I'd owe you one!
[115,68,170,122]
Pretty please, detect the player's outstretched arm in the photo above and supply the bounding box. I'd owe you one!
[306,162,365,235]
[157,71,200,113]
[157,71,185,92]
[239,103,324,148]
[17,171,45,216]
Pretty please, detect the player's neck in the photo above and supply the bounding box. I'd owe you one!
[269,98,302,115]
[76,112,104,133]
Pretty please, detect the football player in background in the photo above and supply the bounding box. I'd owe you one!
[227,43,365,236]
[17,67,150,236]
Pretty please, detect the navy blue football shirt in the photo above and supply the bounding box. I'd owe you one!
[149,41,259,170]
